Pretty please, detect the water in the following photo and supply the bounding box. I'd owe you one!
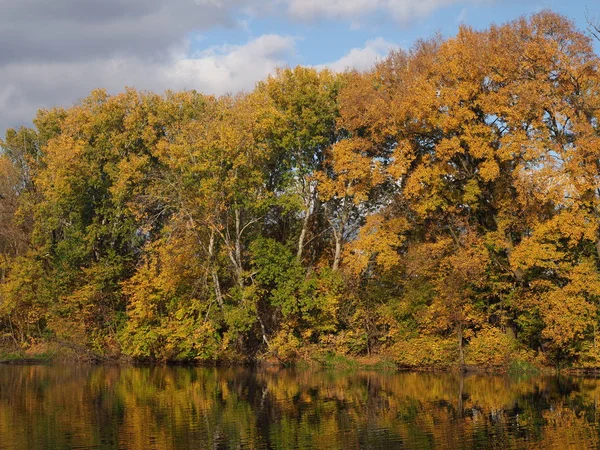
[0,365,599,449]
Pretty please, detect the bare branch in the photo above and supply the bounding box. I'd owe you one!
[585,7,600,42]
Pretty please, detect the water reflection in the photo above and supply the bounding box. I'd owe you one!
[0,365,599,449]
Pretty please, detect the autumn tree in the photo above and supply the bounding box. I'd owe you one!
[258,67,341,265]
[1,11,600,368]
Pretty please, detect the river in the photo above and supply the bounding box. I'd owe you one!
[0,365,598,449]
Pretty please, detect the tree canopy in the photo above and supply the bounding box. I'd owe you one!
[1,11,600,368]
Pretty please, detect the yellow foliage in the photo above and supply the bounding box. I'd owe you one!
[344,214,407,274]
[393,336,458,369]
[465,327,517,368]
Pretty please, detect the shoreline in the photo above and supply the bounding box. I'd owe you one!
[0,347,588,376]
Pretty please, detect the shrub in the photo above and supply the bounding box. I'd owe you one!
[465,326,516,368]
[393,336,458,369]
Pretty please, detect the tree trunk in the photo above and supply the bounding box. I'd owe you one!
[297,204,311,262]
[457,373,465,417]
[458,324,465,371]
[208,230,223,308]
[331,205,347,271]
[258,315,270,346]
[332,229,342,271]
[234,208,244,289]
[211,270,223,308]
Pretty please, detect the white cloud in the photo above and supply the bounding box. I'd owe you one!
[317,38,398,72]
[0,0,281,134]
[0,34,297,134]
[286,0,482,23]
[288,0,376,20]
[0,0,248,65]
[170,35,297,94]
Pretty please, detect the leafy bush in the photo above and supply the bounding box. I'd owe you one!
[393,336,458,369]
[465,326,516,368]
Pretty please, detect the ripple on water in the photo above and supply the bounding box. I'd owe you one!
[0,366,599,449]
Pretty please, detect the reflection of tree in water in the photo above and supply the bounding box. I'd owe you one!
[0,366,599,449]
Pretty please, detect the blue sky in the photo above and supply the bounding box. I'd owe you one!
[0,0,598,135]
[193,0,598,67]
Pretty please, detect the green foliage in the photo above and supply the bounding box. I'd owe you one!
[250,237,304,316]
[507,358,540,376]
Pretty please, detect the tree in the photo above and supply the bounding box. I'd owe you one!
[258,67,341,264]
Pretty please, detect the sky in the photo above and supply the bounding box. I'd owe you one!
[0,0,598,136]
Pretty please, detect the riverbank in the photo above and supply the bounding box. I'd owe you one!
[0,341,555,375]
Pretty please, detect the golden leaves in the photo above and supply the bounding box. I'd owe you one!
[345,214,407,274]
[540,289,596,348]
